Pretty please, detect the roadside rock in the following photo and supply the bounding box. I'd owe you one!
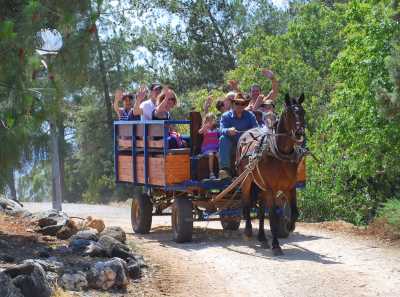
[85,216,105,233]
[83,242,107,257]
[23,259,64,273]
[0,198,29,218]
[56,219,78,240]
[4,262,52,297]
[98,235,131,259]
[32,210,68,228]
[0,254,15,263]
[100,226,126,243]
[69,239,93,252]
[58,272,88,291]
[71,229,99,242]
[0,272,24,297]
[87,258,128,290]
[126,258,141,279]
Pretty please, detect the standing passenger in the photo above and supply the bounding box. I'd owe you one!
[199,113,220,179]
[113,90,138,120]
[133,83,163,120]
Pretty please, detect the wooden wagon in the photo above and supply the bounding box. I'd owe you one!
[114,112,306,243]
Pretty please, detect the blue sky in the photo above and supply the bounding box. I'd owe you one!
[271,0,289,8]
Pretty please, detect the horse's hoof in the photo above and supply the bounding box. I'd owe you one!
[260,241,270,249]
[272,247,284,256]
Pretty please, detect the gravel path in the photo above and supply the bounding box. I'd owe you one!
[25,202,400,297]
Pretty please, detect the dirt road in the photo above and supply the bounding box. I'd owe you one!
[25,202,400,297]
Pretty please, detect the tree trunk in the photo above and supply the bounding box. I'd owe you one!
[7,168,17,202]
[50,120,62,211]
[94,23,113,133]
[58,117,65,202]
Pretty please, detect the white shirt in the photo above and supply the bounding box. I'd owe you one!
[140,99,156,121]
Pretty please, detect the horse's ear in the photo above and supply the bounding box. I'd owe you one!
[298,93,305,104]
[284,93,291,106]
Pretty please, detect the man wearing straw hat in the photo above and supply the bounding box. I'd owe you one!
[218,92,258,179]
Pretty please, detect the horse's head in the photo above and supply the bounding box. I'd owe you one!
[281,93,306,143]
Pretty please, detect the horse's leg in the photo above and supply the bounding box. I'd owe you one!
[243,204,252,238]
[257,199,269,249]
[241,178,253,239]
[270,198,283,256]
[289,188,299,232]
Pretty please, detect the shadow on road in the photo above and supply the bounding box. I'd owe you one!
[129,222,341,265]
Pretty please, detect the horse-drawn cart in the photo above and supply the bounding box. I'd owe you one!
[114,112,306,243]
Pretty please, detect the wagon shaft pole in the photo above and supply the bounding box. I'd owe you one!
[212,169,250,203]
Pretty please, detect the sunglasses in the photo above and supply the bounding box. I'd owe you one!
[168,97,177,102]
[234,101,247,106]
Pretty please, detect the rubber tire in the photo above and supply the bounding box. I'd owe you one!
[131,194,153,234]
[277,201,292,238]
[172,198,193,243]
[220,214,241,231]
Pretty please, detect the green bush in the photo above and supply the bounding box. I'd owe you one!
[378,199,400,234]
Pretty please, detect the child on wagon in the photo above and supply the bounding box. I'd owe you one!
[198,113,220,179]
[113,90,139,120]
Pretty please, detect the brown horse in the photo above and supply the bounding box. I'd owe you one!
[236,93,306,255]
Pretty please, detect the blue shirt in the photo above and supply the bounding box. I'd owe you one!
[220,110,258,140]
[119,108,139,121]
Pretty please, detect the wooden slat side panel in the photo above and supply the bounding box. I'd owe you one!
[118,155,133,182]
[165,154,190,184]
[136,155,166,186]
[118,125,132,137]
[118,139,132,149]
[135,124,164,137]
[136,139,164,148]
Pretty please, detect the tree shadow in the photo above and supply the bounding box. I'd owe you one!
[129,222,341,265]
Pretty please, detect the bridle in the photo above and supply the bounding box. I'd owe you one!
[279,102,305,144]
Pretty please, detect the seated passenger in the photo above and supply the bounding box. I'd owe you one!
[152,88,185,149]
[199,113,220,180]
[113,90,139,120]
[152,88,177,120]
[133,83,163,120]
[218,93,258,179]
[259,99,278,130]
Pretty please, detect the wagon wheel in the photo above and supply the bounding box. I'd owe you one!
[220,213,241,231]
[277,201,292,238]
[171,198,193,243]
[131,193,153,234]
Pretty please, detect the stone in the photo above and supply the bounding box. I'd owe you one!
[98,235,130,258]
[0,254,15,263]
[85,217,105,233]
[45,272,58,286]
[132,255,147,268]
[32,210,68,228]
[69,239,93,252]
[4,262,52,297]
[23,259,64,273]
[0,272,24,297]
[33,247,52,259]
[58,272,88,291]
[87,258,128,290]
[71,229,98,242]
[126,258,141,279]
[0,198,23,212]
[83,242,107,258]
[38,224,65,236]
[100,226,126,243]
[56,219,78,240]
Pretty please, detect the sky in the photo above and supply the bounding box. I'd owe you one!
[271,0,289,8]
